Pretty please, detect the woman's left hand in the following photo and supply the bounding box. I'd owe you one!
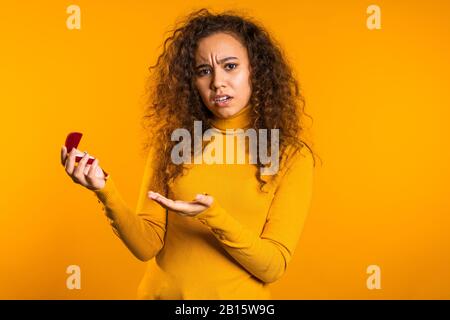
[148,191,214,217]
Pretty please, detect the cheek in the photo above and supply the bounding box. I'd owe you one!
[197,79,210,93]
[234,71,252,96]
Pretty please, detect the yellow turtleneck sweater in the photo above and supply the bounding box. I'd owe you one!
[93,104,314,299]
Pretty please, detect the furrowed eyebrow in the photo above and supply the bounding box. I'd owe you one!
[195,56,238,69]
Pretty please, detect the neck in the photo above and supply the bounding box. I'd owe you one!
[211,104,253,132]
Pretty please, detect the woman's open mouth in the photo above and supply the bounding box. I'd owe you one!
[213,96,233,107]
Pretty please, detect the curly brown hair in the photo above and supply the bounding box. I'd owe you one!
[140,8,320,195]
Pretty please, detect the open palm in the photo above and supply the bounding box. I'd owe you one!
[148,191,213,217]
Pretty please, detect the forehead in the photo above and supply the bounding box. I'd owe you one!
[195,32,247,62]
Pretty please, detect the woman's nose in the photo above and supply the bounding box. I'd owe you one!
[211,69,227,89]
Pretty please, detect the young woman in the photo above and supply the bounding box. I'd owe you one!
[61,8,317,299]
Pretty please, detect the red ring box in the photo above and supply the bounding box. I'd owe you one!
[65,132,109,178]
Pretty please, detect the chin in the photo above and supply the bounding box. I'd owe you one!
[215,109,233,119]
[211,106,241,119]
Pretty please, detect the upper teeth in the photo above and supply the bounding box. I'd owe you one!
[215,96,229,102]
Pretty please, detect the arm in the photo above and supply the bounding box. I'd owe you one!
[194,146,314,283]
[92,144,167,262]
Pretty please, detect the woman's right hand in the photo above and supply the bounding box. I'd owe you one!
[61,146,107,191]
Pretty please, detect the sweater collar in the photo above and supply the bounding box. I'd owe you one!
[210,104,253,132]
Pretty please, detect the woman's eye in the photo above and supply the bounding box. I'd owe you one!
[197,69,210,76]
[196,64,237,76]
[225,63,237,70]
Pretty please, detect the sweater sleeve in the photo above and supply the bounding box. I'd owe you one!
[193,146,314,284]
[92,144,167,262]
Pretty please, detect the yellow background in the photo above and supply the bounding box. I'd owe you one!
[1,0,449,299]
